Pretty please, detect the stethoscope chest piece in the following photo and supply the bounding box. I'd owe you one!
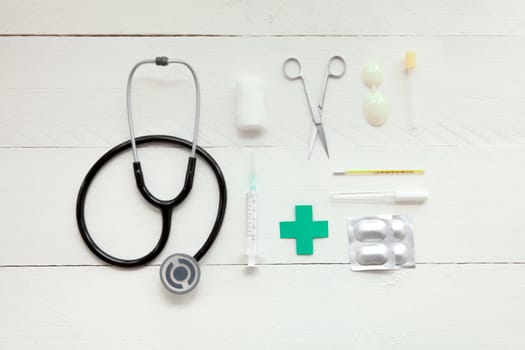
[160,253,201,294]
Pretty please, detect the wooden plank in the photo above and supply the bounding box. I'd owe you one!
[1,264,524,348]
[1,36,525,148]
[1,0,524,36]
[1,145,524,265]
[1,2,522,348]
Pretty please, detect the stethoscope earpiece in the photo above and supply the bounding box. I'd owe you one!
[160,253,201,294]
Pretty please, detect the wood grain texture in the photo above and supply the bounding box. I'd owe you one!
[1,1,524,348]
[1,145,524,265]
[1,0,525,36]
[1,265,524,349]
[2,37,525,148]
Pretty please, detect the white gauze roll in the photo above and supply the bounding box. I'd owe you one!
[236,78,266,131]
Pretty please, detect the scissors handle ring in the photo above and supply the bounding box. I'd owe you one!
[283,57,303,80]
[327,55,346,78]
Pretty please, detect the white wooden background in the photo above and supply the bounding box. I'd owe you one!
[2,1,525,348]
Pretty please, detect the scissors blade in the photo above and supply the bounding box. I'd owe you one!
[307,123,318,159]
[308,106,328,159]
[315,123,330,158]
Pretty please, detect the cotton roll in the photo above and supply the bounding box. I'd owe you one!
[236,79,266,131]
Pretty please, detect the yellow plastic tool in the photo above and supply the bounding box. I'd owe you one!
[405,50,417,130]
[405,50,417,70]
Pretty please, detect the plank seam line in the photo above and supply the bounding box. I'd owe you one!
[0,34,512,38]
[0,145,285,150]
[1,144,524,150]
[1,262,524,268]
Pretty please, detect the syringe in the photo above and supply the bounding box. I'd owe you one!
[246,153,257,267]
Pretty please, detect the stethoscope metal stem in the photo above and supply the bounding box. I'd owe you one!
[126,57,201,161]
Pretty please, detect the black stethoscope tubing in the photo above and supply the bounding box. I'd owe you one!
[76,134,227,267]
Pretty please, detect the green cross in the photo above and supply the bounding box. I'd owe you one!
[279,205,329,255]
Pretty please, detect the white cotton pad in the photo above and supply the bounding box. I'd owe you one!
[236,79,266,132]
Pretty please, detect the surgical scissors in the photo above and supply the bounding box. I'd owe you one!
[283,56,346,159]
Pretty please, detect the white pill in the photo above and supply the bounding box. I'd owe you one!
[356,244,389,265]
[355,219,387,241]
[392,219,407,240]
[361,62,383,89]
[363,91,389,127]
[394,243,408,265]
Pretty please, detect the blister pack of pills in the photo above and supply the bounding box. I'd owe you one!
[347,215,415,271]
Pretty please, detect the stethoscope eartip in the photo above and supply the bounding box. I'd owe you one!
[160,253,201,294]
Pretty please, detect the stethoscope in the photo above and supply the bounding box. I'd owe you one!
[76,57,227,294]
